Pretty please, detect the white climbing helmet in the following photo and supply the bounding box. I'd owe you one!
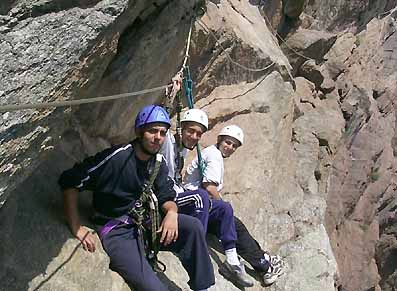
[181,108,209,131]
[218,125,244,146]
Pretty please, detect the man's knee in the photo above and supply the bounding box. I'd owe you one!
[178,214,205,235]
[196,188,210,209]
[109,255,165,291]
[222,201,234,216]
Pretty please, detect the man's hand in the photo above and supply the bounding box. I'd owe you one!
[63,188,96,252]
[157,210,178,246]
[203,182,222,200]
[74,226,96,252]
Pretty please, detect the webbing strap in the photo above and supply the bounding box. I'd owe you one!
[174,92,184,184]
[147,153,162,187]
[143,154,162,258]
[98,215,133,239]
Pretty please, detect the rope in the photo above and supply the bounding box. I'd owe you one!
[177,20,206,179]
[0,85,170,112]
[2,13,300,114]
[378,6,397,18]
[181,19,194,70]
[261,12,312,61]
[196,19,276,72]
[183,64,206,179]
[174,92,184,184]
[183,66,194,108]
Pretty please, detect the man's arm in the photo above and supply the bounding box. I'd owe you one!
[63,188,96,252]
[202,182,222,200]
[162,200,178,213]
[154,158,180,246]
[158,201,178,246]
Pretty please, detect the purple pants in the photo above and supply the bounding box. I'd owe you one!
[100,214,215,291]
[176,188,210,232]
[176,188,237,250]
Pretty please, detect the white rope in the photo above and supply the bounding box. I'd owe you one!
[196,19,275,72]
[1,18,196,113]
[378,6,397,18]
[261,12,312,61]
[181,20,194,69]
[0,85,169,112]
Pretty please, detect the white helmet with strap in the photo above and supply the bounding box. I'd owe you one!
[181,108,208,131]
[218,125,244,146]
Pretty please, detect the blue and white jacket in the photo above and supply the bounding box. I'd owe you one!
[58,141,176,223]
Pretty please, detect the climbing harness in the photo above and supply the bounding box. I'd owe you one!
[99,153,165,272]
[137,153,165,272]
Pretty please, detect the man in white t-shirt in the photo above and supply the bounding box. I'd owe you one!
[162,110,253,287]
[184,125,285,286]
[162,109,210,232]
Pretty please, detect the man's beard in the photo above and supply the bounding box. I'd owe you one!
[139,139,160,156]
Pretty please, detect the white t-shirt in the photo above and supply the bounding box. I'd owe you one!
[183,145,224,192]
[161,131,187,194]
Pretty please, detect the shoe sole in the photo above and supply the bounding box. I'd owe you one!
[263,268,285,285]
[219,267,254,288]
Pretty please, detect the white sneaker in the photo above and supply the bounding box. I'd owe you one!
[263,256,285,285]
[269,255,283,266]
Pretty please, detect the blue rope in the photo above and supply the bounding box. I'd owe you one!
[183,66,194,109]
[183,66,205,178]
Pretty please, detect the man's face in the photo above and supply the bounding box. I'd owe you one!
[217,136,241,158]
[138,122,168,155]
[181,122,205,150]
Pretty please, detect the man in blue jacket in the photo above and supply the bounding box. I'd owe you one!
[59,105,215,291]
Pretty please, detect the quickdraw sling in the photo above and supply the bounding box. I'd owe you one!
[174,91,185,185]
[131,153,165,272]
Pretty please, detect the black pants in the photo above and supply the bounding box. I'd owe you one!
[101,214,215,290]
[209,216,271,273]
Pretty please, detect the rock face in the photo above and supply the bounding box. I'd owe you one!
[304,0,397,32]
[278,2,397,289]
[322,15,397,291]
[281,28,337,75]
[1,0,396,291]
[0,1,204,290]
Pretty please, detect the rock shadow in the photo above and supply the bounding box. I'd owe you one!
[0,149,79,290]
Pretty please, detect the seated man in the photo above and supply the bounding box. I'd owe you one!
[163,109,253,287]
[184,124,285,285]
[58,105,215,291]
[163,110,283,285]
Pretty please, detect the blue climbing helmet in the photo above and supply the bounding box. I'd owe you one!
[135,105,171,129]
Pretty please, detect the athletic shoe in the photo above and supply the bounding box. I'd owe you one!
[263,255,285,285]
[221,260,254,287]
